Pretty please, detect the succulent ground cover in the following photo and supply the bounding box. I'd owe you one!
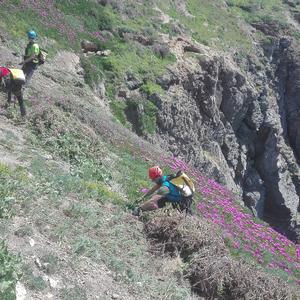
[0,1,300,299]
[145,155,300,286]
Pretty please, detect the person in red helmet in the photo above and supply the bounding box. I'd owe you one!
[132,166,182,216]
[0,67,26,117]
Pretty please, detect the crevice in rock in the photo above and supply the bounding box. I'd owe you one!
[252,126,296,240]
[124,101,142,136]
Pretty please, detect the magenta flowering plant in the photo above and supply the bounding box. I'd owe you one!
[139,188,149,194]
[6,1,298,284]
[150,154,300,284]
[8,0,104,45]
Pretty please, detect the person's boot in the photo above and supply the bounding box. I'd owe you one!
[20,109,26,118]
[132,207,141,217]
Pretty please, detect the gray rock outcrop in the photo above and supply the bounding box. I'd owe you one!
[142,38,300,242]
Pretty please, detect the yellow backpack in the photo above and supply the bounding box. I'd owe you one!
[9,69,26,83]
[169,171,195,197]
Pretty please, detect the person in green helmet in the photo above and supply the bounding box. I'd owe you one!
[19,30,40,85]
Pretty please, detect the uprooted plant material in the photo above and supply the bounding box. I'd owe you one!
[144,213,299,300]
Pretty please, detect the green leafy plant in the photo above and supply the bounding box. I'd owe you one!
[0,241,21,300]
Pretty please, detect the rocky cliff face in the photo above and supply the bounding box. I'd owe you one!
[130,35,300,242]
[90,0,300,242]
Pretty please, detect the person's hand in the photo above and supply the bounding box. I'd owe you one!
[135,196,144,205]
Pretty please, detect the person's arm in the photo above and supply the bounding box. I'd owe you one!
[20,54,35,65]
[142,184,161,199]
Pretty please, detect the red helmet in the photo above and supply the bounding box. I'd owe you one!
[148,166,162,180]
[0,67,10,78]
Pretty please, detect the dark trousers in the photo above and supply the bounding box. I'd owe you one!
[22,62,37,86]
[5,78,26,116]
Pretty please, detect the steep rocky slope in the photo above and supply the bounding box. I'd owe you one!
[109,1,300,242]
[0,46,196,299]
[149,35,300,242]
[2,2,300,240]
[1,1,300,299]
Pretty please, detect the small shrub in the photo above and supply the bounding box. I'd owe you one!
[109,101,128,125]
[98,0,108,6]
[0,241,21,300]
[140,82,163,96]
[145,215,300,299]
[153,43,171,59]
[73,237,100,259]
[26,275,47,291]
[0,164,16,219]
[60,286,87,300]
[140,100,158,134]
[125,98,158,135]
[0,196,14,219]
[80,57,104,87]
[40,254,59,275]
[14,226,33,238]
[117,26,135,38]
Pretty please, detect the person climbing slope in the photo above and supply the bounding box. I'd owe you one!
[132,166,195,216]
[0,67,26,117]
[20,30,40,85]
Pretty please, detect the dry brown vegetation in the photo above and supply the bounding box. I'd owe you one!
[144,213,300,300]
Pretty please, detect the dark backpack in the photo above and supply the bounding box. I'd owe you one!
[37,48,47,65]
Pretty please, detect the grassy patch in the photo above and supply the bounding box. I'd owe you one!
[0,241,21,300]
[40,254,59,275]
[60,286,87,300]
[226,0,283,22]
[109,100,128,126]
[141,81,164,96]
[69,209,191,298]
[82,40,176,87]
[125,98,158,135]
[26,275,47,291]
[0,163,30,219]
[157,0,252,52]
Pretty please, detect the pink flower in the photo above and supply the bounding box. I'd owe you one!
[140,188,149,194]
[296,246,300,260]
[40,10,47,17]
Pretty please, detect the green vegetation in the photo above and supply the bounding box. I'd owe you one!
[126,98,158,134]
[158,0,251,51]
[60,287,87,300]
[0,1,161,134]
[0,140,190,298]
[0,241,21,300]
[0,0,300,298]
[0,163,29,219]
[141,81,164,96]
[226,0,286,27]
[110,97,158,134]
[109,100,128,126]
[1,0,293,133]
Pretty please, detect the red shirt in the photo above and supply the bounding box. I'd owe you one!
[0,67,10,79]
